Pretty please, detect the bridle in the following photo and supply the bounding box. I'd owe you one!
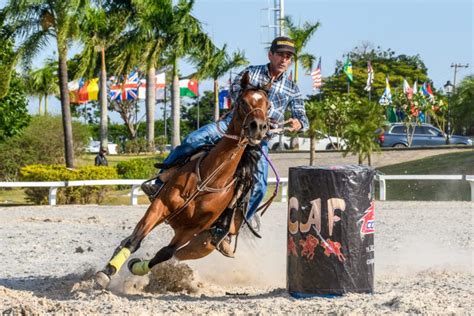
[221,86,269,146]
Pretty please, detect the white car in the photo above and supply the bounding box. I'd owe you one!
[85,140,118,155]
[268,134,346,151]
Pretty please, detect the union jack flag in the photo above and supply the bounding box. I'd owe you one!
[311,57,322,90]
[109,71,140,101]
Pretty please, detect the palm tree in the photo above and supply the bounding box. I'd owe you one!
[283,16,320,84]
[283,16,320,149]
[77,2,128,151]
[26,58,59,115]
[166,0,212,148]
[193,44,248,121]
[4,0,87,168]
[112,0,173,152]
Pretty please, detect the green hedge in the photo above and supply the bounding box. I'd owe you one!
[116,155,165,180]
[20,164,118,205]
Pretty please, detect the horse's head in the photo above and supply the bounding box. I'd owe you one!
[231,71,270,146]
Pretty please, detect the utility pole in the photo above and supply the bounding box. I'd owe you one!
[451,63,469,94]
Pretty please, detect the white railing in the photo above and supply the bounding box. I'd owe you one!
[376,174,474,201]
[2,175,472,205]
[0,178,288,206]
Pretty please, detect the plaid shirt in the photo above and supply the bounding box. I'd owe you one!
[230,64,309,132]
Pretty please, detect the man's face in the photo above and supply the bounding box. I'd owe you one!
[268,51,293,76]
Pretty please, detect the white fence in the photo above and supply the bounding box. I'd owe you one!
[0,178,288,206]
[1,175,473,205]
[376,174,474,201]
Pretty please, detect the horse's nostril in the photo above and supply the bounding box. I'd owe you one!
[262,123,268,131]
[250,121,258,130]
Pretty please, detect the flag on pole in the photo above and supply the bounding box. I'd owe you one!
[109,71,140,101]
[421,82,435,101]
[403,78,412,94]
[379,77,392,105]
[179,78,199,97]
[68,78,99,104]
[311,57,322,90]
[413,81,418,95]
[138,72,166,100]
[218,89,231,110]
[364,61,374,91]
[343,56,353,82]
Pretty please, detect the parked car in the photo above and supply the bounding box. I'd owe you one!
[378,123,472,148]
[268,134,346,151]
[85,139,118,155]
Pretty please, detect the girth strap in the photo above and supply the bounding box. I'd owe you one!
[195,154,236,193]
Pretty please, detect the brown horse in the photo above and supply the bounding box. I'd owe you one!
[95,72,270,288]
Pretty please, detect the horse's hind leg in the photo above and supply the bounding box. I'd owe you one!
[128,228,202,276]
[95,200,166,288]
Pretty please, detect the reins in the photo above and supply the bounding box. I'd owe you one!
[162,88,269,225]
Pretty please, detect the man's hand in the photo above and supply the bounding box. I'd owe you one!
[287,118,302,132]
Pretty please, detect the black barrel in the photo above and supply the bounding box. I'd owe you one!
[287,165,376,298]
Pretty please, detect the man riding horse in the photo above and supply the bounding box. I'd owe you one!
[142,36,309,257]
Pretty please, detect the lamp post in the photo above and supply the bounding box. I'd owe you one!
[443,80,454,144]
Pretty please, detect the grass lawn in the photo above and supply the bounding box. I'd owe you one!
[375,151,474,201]
[76,153,159,168]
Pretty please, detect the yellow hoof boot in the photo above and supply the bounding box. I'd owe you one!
[128,258,150,276]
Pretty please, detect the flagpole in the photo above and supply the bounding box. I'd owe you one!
[164,84,167,140]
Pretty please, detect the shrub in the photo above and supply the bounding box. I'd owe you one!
[20,164,118,205]
[0,115,90,181]
[116,157,163,180]
[123,138,148,154]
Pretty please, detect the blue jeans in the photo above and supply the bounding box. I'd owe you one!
[163,115,268,220]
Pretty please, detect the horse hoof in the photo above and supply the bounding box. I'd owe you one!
[95,271,111,289]
[128,258,150,276]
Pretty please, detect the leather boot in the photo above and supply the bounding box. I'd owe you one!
[141,179,163,202]
[216,235,234,258]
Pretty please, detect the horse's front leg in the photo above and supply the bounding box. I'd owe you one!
[95,200,166,288]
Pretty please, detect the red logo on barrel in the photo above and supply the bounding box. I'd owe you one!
[360,200,375,235]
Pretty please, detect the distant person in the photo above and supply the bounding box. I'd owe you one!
[95,148,108,166]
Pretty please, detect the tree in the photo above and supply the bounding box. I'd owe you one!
[77,2,128,151]
[111,0,175,152]
[181,90,214,132]
[0,115,89,181]
[451,75,474,135]
[4,0,88,168]
[0,13,17,99]
[166,0,212,148]
[109,99,144,140]
[303,99,325,166]
[343,99,385,165]
[0,72,30,143]
[0,23,30,142]
[193,44,248,121]
[282,16,320,149]
[25,58,59,115]
[323,44,429,101]
[283,16,320,84]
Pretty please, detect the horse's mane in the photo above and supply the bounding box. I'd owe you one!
[235,145,261,189]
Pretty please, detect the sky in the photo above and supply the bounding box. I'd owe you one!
[2,0,473,123]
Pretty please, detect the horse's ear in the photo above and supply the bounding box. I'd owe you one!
[262,80,272,93]
[240,71,250,89]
